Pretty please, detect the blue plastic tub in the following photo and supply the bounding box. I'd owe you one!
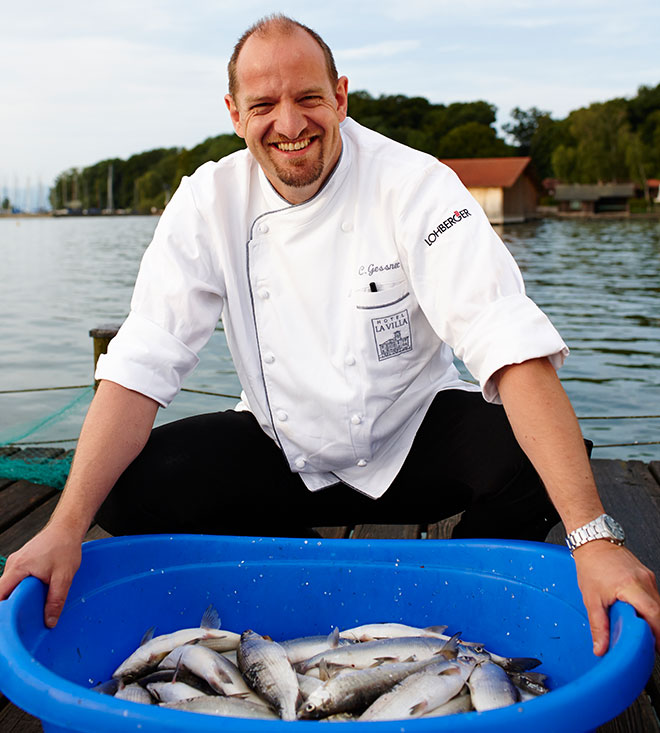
[0,535,654,732]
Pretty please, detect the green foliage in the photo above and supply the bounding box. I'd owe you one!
[50,137,246,213]
[49,81,660,209]
[347,91,512,158]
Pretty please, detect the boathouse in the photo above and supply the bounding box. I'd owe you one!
[554,183,635,214]
[439,156,540,224]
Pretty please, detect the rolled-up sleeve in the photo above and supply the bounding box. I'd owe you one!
[398,162,568,404]
[94,175,225,406]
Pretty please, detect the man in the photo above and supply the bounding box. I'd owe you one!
[1,15,658,657]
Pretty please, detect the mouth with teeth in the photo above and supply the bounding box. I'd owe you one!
[271,136,317,153]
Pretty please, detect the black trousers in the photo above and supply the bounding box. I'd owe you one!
[96,390,561,542]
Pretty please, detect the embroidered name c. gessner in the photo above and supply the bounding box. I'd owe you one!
[358,261,401,277]
[424,209,471,246]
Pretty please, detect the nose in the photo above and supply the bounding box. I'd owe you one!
[274,99,307,140]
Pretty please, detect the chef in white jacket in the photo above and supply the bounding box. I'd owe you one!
[1,14,658,656]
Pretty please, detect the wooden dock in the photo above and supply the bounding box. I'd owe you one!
[1,449,659,731]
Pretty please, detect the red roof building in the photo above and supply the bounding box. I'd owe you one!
[439,157,541,224]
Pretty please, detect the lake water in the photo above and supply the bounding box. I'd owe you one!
[1,214,658,460]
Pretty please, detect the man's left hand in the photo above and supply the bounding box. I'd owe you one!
[573,540,660,655]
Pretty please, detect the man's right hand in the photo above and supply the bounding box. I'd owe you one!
[0,522,82,627]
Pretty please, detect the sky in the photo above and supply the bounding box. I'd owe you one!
[2,0,660,208]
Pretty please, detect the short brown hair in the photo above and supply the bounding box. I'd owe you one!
[227,14,338,98]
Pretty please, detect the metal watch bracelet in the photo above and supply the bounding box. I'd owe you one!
[565,513,625,555]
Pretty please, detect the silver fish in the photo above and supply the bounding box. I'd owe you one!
[159,643,262,703]
[162,694,279,719]
[298,657,445,719]
[467,659,519,711]
[359,658,474,721]
[237,629,301,721]
[421,689,473,717]
[112,605,238,679]
[280,627,354,664]
[457,641,541,673]
[339,622,448,642]
[297,633,460,674]
[146,679,209,703]
[114,681,155,705]
[297,672,324,700]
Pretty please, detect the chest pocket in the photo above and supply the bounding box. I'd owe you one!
[351,281,414,363]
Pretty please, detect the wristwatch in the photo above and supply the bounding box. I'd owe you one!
[565,513,625,555]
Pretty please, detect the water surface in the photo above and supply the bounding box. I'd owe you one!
[1,215,658,459]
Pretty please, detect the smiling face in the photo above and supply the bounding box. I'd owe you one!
[225,26,348,204]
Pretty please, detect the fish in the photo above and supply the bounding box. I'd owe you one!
[467,659,520,711]
[112,605,238,680]
[457,641,541,673]
[162,694,280,719]
[421,689,474,717]
[113,681,155,705]
[146,679,209,703]
[339,622,448,642]
[359,657,474,721]
[296,633,460,674]
[159,642,263,703]
[298,657,450,719]
[92,605,550,722]
[237,629,301,721]
[279,627,354,664]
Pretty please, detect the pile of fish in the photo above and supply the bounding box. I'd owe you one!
[92,605,550,722]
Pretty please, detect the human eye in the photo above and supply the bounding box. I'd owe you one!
[300,95,322,106]
[249,101,273,114]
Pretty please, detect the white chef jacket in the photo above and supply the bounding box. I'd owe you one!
[96,117,568,499]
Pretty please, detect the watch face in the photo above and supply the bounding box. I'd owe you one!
[603,515,625,541]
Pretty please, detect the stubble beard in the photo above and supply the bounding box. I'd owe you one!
[268,141,325,189]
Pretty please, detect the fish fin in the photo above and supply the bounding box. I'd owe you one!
[227,692,250,699]
[424,625,448,635]
[327,626,340,648]
[439,665,461,676]
[172,653,184,683]
[502,657,542,673]
[409,701,428,716]
[520,671,548,684]
[439,631,461,656]
[200,604,220,630]
[372,656,399,665]
[318,660,330,682]
[139,626,156,646]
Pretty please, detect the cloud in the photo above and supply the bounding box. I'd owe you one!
[337,40,421,61]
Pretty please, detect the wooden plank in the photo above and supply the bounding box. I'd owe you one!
[428,512,463,539]
[649,461,660,486]
[597,692,659,733]
[590,459,660,578]
[83,525,112,542]
[11,447,65,462]
[314,526,350,539]
[351,523,421,539]
[0,495,59,556]
[0,480,58,535]
[0,702,42,733]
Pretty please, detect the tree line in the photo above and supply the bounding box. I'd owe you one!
[50,82,660,213]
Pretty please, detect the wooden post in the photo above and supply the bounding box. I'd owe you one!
[89,324,120,388]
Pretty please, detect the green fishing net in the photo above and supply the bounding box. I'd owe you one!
[0,387,93,576]
[0,387,92,488]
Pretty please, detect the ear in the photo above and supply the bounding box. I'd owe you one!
[335,76,349,123]
[224,94,245,138]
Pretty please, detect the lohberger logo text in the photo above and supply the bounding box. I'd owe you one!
[424,209,471,245]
